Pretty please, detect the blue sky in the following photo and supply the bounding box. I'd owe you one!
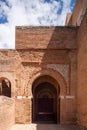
[0,0,76,49]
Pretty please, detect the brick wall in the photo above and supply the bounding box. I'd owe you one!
[77,11,87,127]
[0,96,15,130]
[15,26,78,124]
[15,98,32,124]
[16,26,77,49]
[72,0,87,26]
[66,0,87,26]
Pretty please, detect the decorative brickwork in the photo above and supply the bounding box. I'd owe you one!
[0,26,77,125]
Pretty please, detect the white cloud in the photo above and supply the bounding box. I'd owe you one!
[0,0,72,49]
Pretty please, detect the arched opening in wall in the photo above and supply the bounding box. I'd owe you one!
[0,77,11,97]
[32,75,60,124]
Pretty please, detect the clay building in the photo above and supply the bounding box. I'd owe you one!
[0,0,87,129]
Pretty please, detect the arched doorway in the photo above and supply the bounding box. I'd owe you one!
[0,77,11,97]
[32,75,60,123]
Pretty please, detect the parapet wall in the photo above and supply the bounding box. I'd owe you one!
[0,96,15,130]
[16,26,77,50]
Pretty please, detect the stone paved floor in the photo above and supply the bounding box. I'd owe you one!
[11,124,87,130]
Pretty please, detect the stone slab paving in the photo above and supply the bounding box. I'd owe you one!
[11,124,87,130]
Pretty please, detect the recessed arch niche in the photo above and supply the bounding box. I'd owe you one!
[32,75,60,123]
[0,77,11,97]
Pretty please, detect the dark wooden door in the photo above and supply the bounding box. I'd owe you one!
[38,98,53,113]
[33,82,58,123]
[36,98,56,122]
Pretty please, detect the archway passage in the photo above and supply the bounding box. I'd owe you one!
[0,77,11,97]
[32,75,60,123]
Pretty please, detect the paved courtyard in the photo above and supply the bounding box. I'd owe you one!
[11,124,87,130]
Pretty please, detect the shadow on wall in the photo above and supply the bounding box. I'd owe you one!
[35,124,87,130]
[16,26,77,124]
[30,26,77,124]
[40,26,77,64]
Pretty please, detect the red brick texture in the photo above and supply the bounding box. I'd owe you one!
[14,27,78,124]
[77,11,87,127]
